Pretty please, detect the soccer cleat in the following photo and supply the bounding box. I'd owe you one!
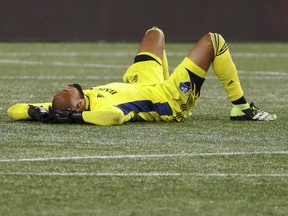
[230,102,277,121]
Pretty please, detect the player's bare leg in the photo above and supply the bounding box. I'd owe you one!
[187,33,246,103]
[186,33,214,71]
[187,32,276,121]
[138,26,165,59]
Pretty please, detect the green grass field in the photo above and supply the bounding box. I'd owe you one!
[0,42,287,216]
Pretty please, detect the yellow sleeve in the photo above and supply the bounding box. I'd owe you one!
[7,103,51,121]
[82,107,125,126]
[7,103,125,126]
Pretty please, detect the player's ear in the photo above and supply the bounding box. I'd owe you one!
[76,98,86,111]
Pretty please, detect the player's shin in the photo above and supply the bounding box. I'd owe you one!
[210,33,244,102]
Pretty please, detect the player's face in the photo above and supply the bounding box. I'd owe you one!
[52,84,85,111]
[62,84,85,108]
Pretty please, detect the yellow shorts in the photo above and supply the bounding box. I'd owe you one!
[161,57,205,120]
[123,52,206,121]
[123,52,205,94]
[123,52,164,86]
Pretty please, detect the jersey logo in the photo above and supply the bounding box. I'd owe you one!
[98,87,117,95]
[125,75,138,84]
[132,75,138,83]
[97,93,104,98]
[178,81,192,94]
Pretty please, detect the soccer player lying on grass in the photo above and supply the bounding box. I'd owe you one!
[7,27,277,125]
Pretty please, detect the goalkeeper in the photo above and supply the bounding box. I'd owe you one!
[7,27,277,125]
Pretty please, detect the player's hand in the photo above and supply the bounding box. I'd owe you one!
[48,107,84,124]
[28,105,55,123]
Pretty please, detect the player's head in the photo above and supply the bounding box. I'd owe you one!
[52,83,85,111]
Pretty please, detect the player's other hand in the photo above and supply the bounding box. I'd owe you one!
[49,107,84,124]
[28,105,54,123]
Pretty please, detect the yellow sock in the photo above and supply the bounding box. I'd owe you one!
[162,49,169,80]
[233,103,250,110]
[210,33,244,102]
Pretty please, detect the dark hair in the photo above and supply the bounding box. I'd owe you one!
[68,83,84,98]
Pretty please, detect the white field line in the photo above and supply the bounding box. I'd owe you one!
[238,70,288,76]
[1,71,287,81]
[0,172,287,177]
[0,50,288,70]
[0,58,287,80]
[231,52,288,58]
[0,75,123,80]
[0,70,287,81]
[0,59,128,69]
[0,51,136,57]
[0,51,288,57]
[1,71,287,80]
[0,53,287,80]
[0,151,287,163]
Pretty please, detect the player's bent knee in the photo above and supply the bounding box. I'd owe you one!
[145,26,164,36]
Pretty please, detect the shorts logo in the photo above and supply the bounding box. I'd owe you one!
[178,81,192,94]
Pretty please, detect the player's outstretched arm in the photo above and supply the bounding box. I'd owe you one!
[8,103,125,126]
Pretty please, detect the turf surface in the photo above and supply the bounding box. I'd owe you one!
[0,42,287,215]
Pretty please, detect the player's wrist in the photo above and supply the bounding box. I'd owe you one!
[70,111,85,123]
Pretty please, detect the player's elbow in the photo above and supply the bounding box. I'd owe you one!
[101,110,124,126]
[82,109,125,126]
[111,111,125,125]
